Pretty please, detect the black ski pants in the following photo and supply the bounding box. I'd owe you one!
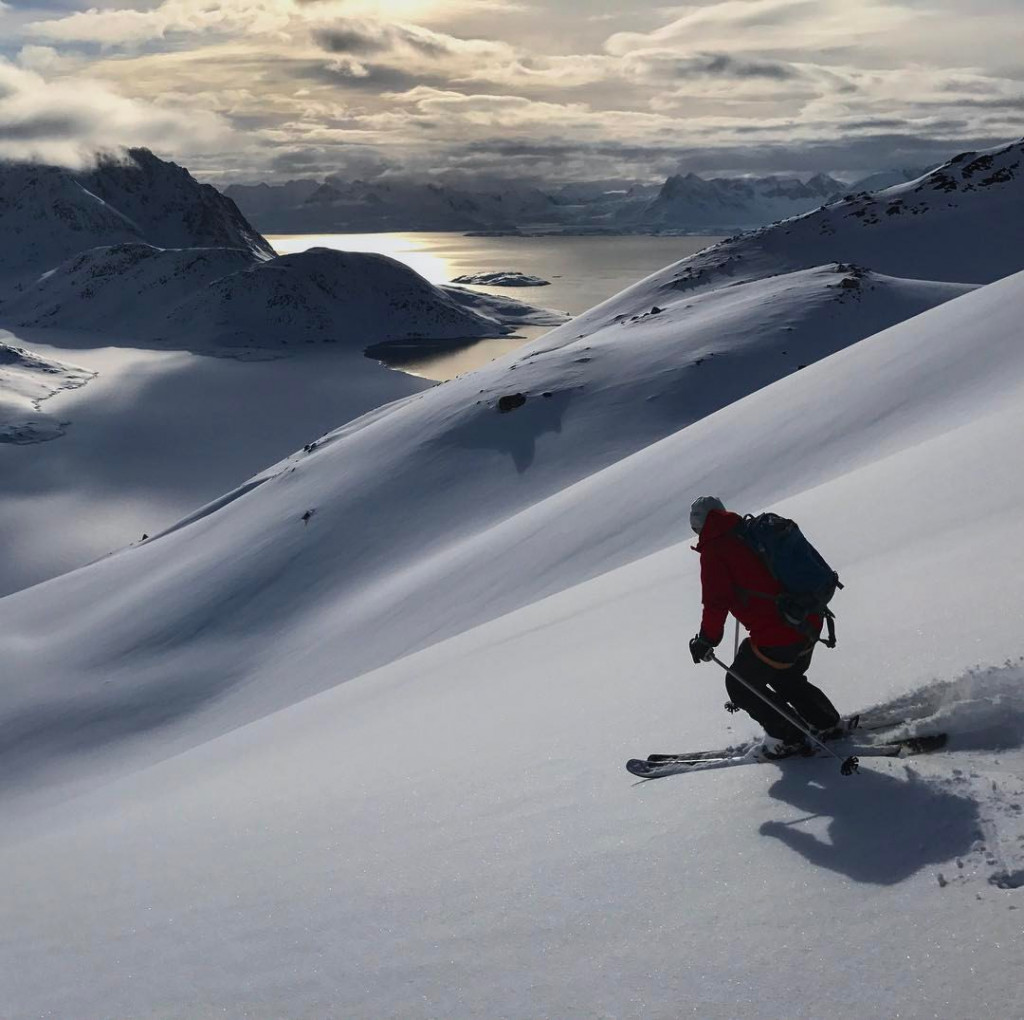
[725,638,840,744]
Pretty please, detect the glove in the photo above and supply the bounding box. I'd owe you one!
[689,632,716,664]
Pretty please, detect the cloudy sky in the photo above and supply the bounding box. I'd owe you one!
[0,0,1022,183]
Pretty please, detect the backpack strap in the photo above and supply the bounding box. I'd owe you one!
[818,608,838,649]
[736,587,839,649]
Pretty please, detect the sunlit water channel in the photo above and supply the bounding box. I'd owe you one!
[268,232,723,381]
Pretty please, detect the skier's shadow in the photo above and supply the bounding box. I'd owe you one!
[759,762,981,885]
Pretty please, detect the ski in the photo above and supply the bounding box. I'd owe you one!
[627,732,947,780]
[644,713,925,763]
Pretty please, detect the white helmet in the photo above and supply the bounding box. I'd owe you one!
[690,495,725,534]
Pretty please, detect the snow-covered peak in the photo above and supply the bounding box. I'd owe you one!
[879,138,1023,199]
[0,149,273,282]
[633,171,845,229]
[79,149,274,260]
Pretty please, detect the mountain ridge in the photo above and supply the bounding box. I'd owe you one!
[0,148,273,283]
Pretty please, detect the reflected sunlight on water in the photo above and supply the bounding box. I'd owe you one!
[267,232,723,381]
[270,233,452,284]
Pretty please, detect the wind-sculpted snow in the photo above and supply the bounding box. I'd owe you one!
[0,148,272,283]
[0,342,94,443]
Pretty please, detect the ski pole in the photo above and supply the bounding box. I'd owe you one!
[709,654,859,776]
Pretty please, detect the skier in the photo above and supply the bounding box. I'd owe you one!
[686,496,841,759]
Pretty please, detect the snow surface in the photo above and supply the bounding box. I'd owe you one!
[0,333,429,596]
[0,341,93,443]
[3,270,1024,1017]
[2,139,1024,1018]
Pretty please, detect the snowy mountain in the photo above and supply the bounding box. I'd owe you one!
[2,260,1024,1017]
[627,171,844,230]
[0,149,273,282]
[0,243,254,335]
[0,342,93,443]
[0,244,565,349]
[225,176,561,233]
[847,166,932,193]
[226,171,846,234]
[564,137,1022,331]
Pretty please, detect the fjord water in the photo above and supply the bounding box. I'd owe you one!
[268,232,724,379]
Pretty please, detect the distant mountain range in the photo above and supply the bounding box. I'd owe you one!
[224,168,929,235]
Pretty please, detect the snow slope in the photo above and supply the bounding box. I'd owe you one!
[2,271,1024,1019]
[582,137,1023,321]
[0,341,93,443]
[0,267,995,800]
[0,148,272,282]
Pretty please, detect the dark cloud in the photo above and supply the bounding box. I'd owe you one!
[313,23,450,59]
[314,28,389,56]
[840,118,913,130]
[680,53,801,81]
[0,113,84,140]
[925,95,1024,110]
[263,144,401,180]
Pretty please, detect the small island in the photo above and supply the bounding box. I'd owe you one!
[451,270,551,287]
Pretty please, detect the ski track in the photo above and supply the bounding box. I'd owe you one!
[830,662,1024,894]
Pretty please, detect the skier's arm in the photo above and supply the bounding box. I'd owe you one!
[698,550,731,645]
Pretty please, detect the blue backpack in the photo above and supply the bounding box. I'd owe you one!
[734,512,843,648]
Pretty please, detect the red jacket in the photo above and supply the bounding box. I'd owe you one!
[696,509,816,648]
